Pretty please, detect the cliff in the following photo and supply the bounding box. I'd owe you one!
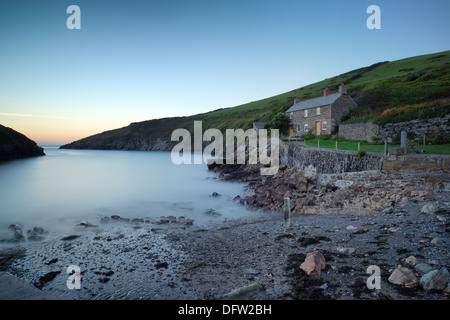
[0,125,45,161]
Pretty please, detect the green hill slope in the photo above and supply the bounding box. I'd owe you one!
[60,50,450,150]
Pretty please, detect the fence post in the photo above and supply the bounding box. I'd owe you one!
[401,131,408,154]
[423,135,426,153]
[336,140,338,150]
[283,197,291,227]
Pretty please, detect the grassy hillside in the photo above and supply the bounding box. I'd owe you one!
[61,50,450,149]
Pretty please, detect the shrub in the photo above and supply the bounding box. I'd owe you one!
[301,132,316,140]
[431,133,450,145]
[264,112,290,132]
[357,149,367,160]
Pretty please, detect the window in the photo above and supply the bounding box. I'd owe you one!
[316,107,320,115]
[290,112,293,120]
[304,124,308,133]
[322,121,327,131]
[304,109,308,117]
[296,125,300,133]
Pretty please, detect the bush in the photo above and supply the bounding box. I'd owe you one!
[319,134,332,140]
[264,112,289,132]
[301,132,316,140]
[431,133,450,145]
[357,149,367,160]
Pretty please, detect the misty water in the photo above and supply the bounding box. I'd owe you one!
[0,147,254,242]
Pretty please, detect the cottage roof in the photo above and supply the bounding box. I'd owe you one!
[286,93,342,113]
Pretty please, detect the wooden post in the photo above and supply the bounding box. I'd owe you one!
[283,197,291,227]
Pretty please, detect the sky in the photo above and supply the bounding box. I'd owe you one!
[0,0,449,145]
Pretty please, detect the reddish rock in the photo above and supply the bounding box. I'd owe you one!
[388,265,418,288]
[300,251,326,277]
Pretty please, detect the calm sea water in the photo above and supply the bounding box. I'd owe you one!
[0,147,254,239]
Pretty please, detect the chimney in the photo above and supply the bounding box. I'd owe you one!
[323,87,331,96]
[338,83,347,94]
[294,98,300,104]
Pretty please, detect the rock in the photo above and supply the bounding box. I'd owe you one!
[388,265,418,288]
[336,247,355,254]
[420,203,436,214]
[405,256,417,267]
[27,227,47,241]
[346,225,357,230]
[382,207,393,214]
[300,251,326,277]
[243,268,259,276]
[430,238,444,246]
[210,192,220,197]
[203,209,222,217]
[155,262,168,269]
[419,270,449,291]
[78,221,98,228]
[8,224,24,241]
[440,267,449,277]
[61,235,80,241]
[420,202,447,215]
[415,263,433,274]
[221,282,265,300]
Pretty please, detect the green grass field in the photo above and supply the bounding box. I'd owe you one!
[304,139,450,155]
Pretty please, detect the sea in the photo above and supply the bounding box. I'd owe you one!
[0,146,254,241]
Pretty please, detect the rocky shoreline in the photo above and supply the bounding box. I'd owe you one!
[0,162,449,300]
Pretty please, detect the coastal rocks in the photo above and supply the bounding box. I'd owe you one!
[100,214,194,226]
[1,224,48,242]
[77,221,98,228]
[27,227,48,241]
[154,216,193,225]
[388,265,418,288]
[8,224,25,242]
[300,251,326,277]
[419,270,449,291]
[203,209,222,217]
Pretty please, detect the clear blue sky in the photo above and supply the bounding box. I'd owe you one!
[0,0,449,144]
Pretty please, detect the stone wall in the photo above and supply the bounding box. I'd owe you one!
[380,114,450,139]
[338,122,381,142]
[382,154,450,174]
[280,141,449,176]
[280,141,384,174]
